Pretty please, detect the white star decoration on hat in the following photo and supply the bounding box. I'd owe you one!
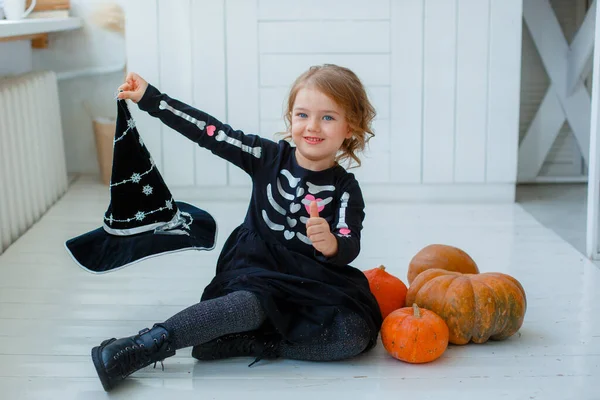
[142,185,153,196]
[104,197,180,224]
[113,119,137,144]
[102,108,196,235]
[112,164,157,187]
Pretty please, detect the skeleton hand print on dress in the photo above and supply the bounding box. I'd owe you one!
[262,169,337,245]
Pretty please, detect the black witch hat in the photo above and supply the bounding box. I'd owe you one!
[65,99,217,273]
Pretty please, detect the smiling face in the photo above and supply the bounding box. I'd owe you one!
[291,87,353,171]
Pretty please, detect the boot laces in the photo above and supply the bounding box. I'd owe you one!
[248,340,278,367]
[115,334,170,377]
[115,343,149,378]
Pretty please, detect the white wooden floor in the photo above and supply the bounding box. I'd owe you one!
[1,176,600,400]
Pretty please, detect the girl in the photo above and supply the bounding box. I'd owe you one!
[92,64,382,392]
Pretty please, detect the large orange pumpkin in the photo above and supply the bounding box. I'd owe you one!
[363,265,408,320]
[381,303,449,364]
[407,244,479,284]
[405,268,527,345]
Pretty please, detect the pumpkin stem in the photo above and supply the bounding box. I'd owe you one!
[412,303,421,318]
[378,265,386,271]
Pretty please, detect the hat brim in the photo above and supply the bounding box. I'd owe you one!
[65,201,217,274]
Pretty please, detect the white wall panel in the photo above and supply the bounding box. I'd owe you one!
[368,119,391,155]
[366,87,390,120]
[260,87,288,121]
[258,0,390,20]
[124,0,524,201]
[422,0,457,183]
[454,0,489,183]
[123,0,162,172]
[226,0,259,186]
[486,0,523,183]
[192,0,228,186]
[259,21,390,54]
[390,0,423,183]
[260,54,390,87]
[351,153,391,183]
[157,0,195,186]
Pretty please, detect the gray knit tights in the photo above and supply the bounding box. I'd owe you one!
[161,290,370,361]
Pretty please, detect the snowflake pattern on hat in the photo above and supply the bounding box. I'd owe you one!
[102,100,193,235]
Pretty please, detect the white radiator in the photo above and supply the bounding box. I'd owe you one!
[0,71,68,255]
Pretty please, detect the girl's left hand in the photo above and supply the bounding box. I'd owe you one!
[306,201,338,257]
[117,72,148,103]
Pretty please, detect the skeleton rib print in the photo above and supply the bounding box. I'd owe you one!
[261,169,338,245]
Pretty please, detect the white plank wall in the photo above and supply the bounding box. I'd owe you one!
[123,0,523,201]
[158,0,195,187]
[226,0,260,186]
[123,0,162,172]
[422,0,457,183]
[486,0,523,183]
[391,0,422,184]
[192,0,228,186]
[455,0,489,183]
[257,0,392,184]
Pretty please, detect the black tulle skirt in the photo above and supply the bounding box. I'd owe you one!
[200,225,382,351]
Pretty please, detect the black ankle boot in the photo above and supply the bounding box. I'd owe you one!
[191,331,279,367]
[91,324,175,391]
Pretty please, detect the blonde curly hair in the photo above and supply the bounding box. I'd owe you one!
[280,64,376,169]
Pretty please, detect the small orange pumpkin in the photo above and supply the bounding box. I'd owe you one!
[381,303,449,364]
[363,265,408,320]
[406,268,527,345]
[407,244,479,284]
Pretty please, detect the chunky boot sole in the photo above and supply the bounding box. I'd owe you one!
[91,339,116,392]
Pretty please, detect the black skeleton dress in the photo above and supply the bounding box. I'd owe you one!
[138,84,382,351]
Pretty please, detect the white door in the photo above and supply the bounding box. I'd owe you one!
[587,1,600,260]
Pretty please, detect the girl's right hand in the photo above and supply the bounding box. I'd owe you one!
[117,72,149,103]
